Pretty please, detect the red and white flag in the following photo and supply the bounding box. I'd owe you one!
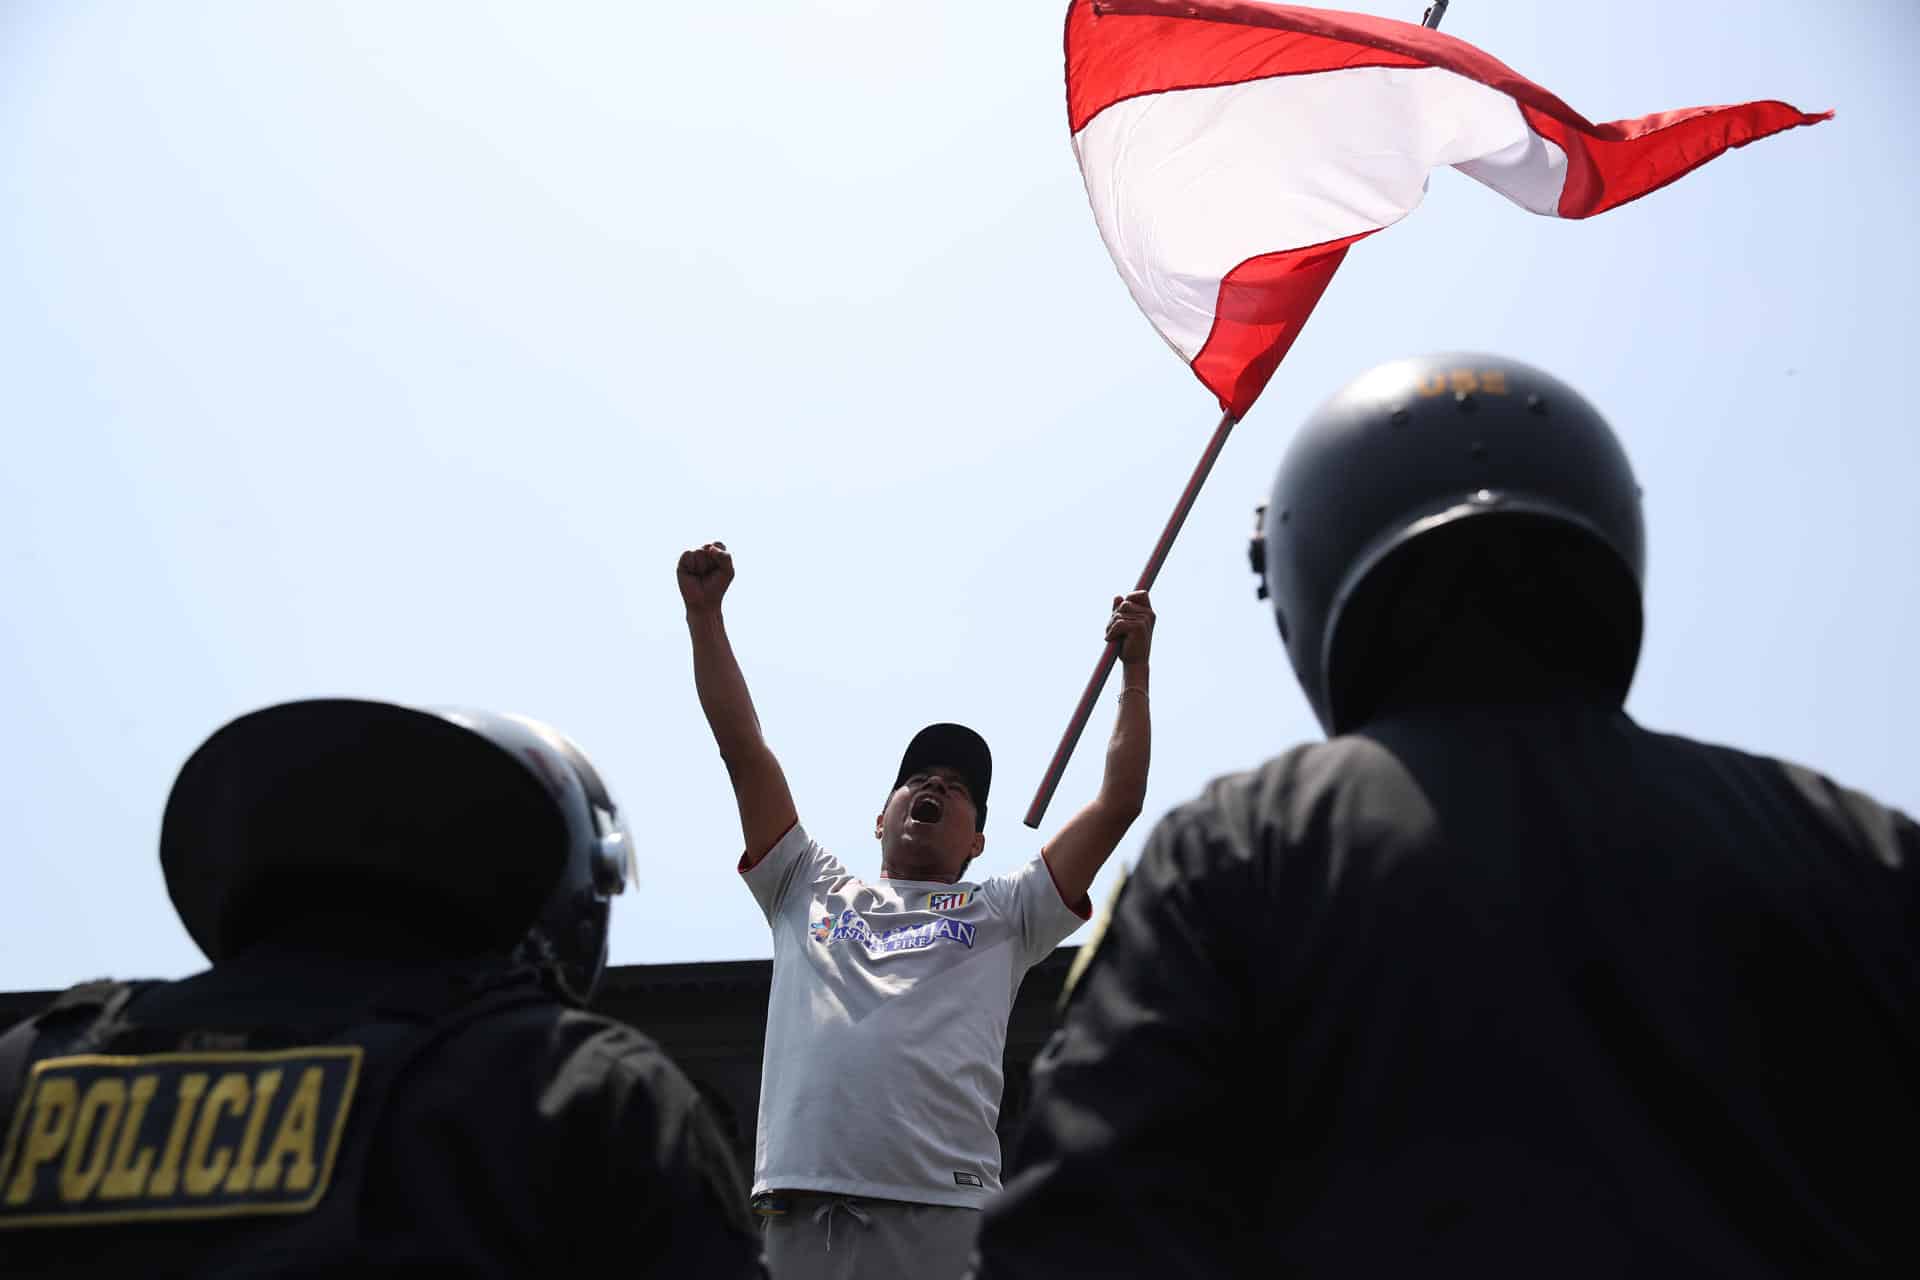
[1067,0,1830,418]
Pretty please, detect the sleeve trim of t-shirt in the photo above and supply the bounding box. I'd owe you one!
[1039,846,1095,921]
[738,820,800,874]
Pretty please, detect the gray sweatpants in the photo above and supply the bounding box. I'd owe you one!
[761,1192,980,1280]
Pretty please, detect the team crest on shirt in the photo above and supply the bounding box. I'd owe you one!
[925,890,972,912]
[810,916,834,942]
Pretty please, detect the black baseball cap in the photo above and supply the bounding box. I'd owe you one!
[893,723,991,830]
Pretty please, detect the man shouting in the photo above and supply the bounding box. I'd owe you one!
[678,540,1153,1280]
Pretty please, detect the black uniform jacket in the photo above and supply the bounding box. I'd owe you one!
[0,933,763,1277]
[976,703,1918,1277]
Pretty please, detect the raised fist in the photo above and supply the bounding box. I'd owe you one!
[677,541,735,613]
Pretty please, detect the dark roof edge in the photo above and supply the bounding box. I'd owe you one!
[2,947,1083,1021]
[596,945,1079,995]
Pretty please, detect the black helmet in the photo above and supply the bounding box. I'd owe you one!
[1251,353,1645,735]
[160,700,635,1003]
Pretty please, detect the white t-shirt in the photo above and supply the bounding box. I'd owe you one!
[741,821,1089,1208]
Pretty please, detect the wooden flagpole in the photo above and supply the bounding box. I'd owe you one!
[1023,410,1238,828]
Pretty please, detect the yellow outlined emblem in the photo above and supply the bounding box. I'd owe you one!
[1414,369,1511,397]
[0,1047,361,1229]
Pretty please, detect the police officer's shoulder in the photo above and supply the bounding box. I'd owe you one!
[547,1006,690,1087]
[1787,770,1920,871]
[463,998,708,1131]
[504,1003,751,1219]
[6,976,160,1043]
[1156,735,1427,870]
[445,994,676,1084]
[19,978,139,1021]
[1635,721,1918,872]
[0,977,163,1115]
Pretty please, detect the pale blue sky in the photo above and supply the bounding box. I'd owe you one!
[4,1,1913,992]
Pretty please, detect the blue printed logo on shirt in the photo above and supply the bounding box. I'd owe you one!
[814,908,975,953]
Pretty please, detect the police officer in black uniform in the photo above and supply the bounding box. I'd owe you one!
[0,699,763,1276]
[974,354,1919,1276]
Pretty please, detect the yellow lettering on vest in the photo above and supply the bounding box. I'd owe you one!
[99,1075,160,1200]
[3,1077,77,1206]
[223,1069,281,1193]
[146,1072,207,1197]
[1416,373,1447,396]
[182,1072,248,1197]
[58,1078,126,1204]
[252,1067,322,1193]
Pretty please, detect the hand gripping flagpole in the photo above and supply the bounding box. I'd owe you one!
[1023,409,1238,828]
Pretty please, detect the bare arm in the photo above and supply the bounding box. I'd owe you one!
[1042,592,1155,906]
[678,542,798,862]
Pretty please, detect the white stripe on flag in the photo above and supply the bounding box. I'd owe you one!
[1072,65,1572,362]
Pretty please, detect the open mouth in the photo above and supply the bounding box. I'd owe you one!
[909,794,944,824]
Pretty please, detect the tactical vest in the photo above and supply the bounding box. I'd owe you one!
[0,963,555,1274]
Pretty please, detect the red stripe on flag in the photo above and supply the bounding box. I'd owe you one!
[1519,100,1835,219]
[1070,0,1540,134]
[1066,0,1426,133]
[1068,0,1830,196]
[1190,230,1375,418]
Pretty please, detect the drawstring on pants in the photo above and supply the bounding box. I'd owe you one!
[810,1196,871,1253]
